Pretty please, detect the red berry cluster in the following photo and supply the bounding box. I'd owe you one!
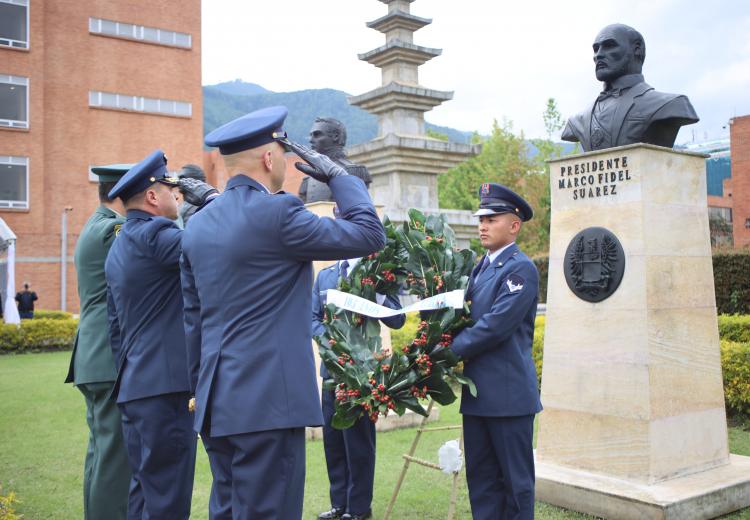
[328,339,337,346]
[382,364,391,373]
[410,385,428,399]
[439,333,453,347]
[406,273,426,288]
[369,379,392,406]
[433,274,444,290]
[361,277,375,287]
[335,383,361,402]
[381,269,396,282]
[337,353,354,366]
[416,354,433,376]
[412,333,428,348]
[417,320,428,331]
[366,252,380,260]
[373,349,390,361]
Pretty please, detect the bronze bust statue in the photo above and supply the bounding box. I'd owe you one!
[298,117,372,203]
[562,24,698,152]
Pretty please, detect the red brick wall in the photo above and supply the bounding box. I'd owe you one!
[1,0,202,312]
[730,115,750,248]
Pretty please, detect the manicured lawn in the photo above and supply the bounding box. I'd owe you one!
[0,352,748,519]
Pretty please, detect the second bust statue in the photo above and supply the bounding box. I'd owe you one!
[298,117,372,203]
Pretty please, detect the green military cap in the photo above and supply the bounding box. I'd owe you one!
[90,164,134,183]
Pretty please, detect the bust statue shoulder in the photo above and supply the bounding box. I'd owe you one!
[562,24,698,152]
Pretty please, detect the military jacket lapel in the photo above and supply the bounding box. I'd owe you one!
[467,244,520,298]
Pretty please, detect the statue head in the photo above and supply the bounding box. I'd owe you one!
[309,117,347,155]
[593,24,646,83]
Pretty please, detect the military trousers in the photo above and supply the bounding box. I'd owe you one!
[463,414,535,520]
[202,427,305,520]
[118,392,197,520]
[78,382,131,520]
[322,389,376,515]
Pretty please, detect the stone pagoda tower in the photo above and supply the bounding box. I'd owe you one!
[347,0,480,233]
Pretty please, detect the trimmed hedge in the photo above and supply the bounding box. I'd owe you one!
[33,310,75,320]
[713,250,750,314]
[533,257,548,304]
[0,318,77,354]
[534,250,750,311]
[721,339,750,418]
[718,314,750,343]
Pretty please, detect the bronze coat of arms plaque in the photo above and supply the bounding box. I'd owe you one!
[564,226,626,302]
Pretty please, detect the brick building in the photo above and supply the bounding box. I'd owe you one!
[730,115,750,248]
[1,0,202,312]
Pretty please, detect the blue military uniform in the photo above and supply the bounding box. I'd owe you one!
[450,183,542,520]
[181,106,386,519]
[312,261,404,519]
[105,150,197,519]
[66,163,132,520]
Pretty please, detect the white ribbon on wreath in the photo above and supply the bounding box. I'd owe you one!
[326,289,465,318]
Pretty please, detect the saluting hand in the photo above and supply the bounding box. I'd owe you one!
[288,141,348,184]
[179,178,219,206]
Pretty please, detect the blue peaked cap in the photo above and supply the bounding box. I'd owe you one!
[474,183,533,221]
[108,149,179,201]
[204,106,289,155]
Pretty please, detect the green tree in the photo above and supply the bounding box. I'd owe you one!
[438,99,570,257]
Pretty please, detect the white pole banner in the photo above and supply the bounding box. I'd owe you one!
[325,289,465,318]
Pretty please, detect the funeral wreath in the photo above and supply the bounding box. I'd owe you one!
[315,209,478,429]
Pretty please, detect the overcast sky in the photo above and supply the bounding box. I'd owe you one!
[202,0,750,144]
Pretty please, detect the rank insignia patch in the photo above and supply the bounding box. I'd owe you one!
[506,274,524,293]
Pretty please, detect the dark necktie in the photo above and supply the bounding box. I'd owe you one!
[475,256,490,280]
[340,260,349,280]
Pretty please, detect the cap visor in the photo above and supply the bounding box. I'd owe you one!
[474,208,512,217]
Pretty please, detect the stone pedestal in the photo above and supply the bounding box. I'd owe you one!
[536,144,750,519]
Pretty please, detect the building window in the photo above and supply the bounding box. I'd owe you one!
[708,206,733,224]
[0,0,29,49]
[89,17,192,49]
[0,156,29,209]
[89,91,192,118]
[0,74,29,129]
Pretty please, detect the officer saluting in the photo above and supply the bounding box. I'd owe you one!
[105,150,218,519]
[181,106,385,519]
[449,183,541,520]
[66,163,132,520]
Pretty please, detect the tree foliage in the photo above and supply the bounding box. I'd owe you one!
[438,99,570,257]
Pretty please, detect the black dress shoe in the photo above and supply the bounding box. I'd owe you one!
[341,511,372,520]
[318,507,345,520]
